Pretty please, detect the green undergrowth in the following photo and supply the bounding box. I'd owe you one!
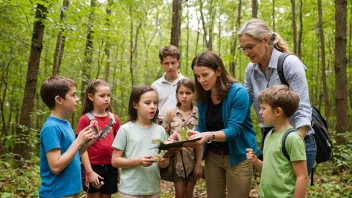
[1,142,352,198]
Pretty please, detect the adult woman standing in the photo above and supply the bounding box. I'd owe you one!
[187,51,259,198]
[237,18,316,175]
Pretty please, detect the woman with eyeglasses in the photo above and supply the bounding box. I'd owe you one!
[185,51,260,198]
[237,19,316,176]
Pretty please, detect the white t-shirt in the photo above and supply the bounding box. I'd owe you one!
[112,121,167,195]
[151,72,184,117]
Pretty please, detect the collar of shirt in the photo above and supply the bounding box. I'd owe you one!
[161,71,183,85]
[253,48,282,81]
[175,106,198,119]
[253,48,281,71]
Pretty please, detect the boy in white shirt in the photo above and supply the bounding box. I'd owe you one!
[151,45,184,123]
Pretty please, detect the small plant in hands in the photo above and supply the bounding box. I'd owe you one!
[180,127,188,141]
[90,120,101,135]
[151,139,162,145]
[152,154,162,162]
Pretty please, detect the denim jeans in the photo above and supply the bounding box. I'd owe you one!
[305,134,317,175]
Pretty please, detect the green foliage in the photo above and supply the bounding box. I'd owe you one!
[331,133,352,173]
[0,153,40,197]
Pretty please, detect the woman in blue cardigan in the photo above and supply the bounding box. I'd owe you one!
[187,51,259,198]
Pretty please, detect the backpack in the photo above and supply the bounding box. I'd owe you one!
[277,53,333,185]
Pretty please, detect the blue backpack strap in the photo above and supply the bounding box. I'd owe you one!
[85,112,95,121]
[277,53,291,86]
[281,128,298,161]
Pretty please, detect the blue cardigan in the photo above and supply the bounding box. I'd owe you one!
[197,83,260,166]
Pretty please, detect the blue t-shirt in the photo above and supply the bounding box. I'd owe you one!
[39,116,81,197]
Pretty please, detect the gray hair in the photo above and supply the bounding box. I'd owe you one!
[237,19,289,53]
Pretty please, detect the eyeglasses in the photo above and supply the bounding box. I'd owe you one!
[238,40,261,53]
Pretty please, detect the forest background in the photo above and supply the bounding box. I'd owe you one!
[0,0,351,197]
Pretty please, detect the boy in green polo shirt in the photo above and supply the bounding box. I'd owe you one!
[246,85,308,198]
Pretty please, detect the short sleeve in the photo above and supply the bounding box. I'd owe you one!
[76,115,90,134]
[285,132,306,162]
[41,126,61,152]
[113,114,121,133]
[112,125,127,151]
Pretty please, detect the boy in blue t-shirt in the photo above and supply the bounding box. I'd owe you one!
[39,76,96,198]
[246,85,308,198]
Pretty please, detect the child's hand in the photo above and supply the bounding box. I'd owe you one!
[158,157,169,168]
[193,164,203,180]
[88,171,104,189]
[246,148,257,163]
[76,125,94,146]
[139,156,153,167]
[168,132,181,142]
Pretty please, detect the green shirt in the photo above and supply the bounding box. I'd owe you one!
[112,122,167,195]
[259,127,306,198]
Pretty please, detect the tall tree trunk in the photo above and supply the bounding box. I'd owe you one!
[52,0,69,76]
[129,4,134,88]
[348,2,352,131]
[81,0,96,99]
[208,0,215,51]
[0,58,12,153]
[14,3,47,160]
[96,41,105,79]
[229,0,242,76]
[129,1,142,88]
[170,0,182,47]
[290,0,297,54]
[195,14,200,55]
[317,0,329,121]
[272,0,275,31]
[252,0,257,18]
[104,0,112,82]
[185,0,190,75]
[198,0,209,50]
[334,0,348,145]
[297,0,303,58]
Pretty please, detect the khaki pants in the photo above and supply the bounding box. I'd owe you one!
[118,192,160,198]
[205,152,253,198]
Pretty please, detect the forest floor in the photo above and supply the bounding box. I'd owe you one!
[0,158,351,198]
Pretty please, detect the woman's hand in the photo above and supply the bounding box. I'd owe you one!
[88,171,104,189]
[183,130,208,147]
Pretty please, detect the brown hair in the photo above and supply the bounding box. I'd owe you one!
[80,79,112,116]
[128,85,159,122]
[237,19,290,53]
[159,45,180,62]
[40,76,77,109]
[175,77,196,107]
[191,51,238,103]
[258,85,299,117]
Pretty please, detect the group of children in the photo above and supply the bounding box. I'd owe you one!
[39,45,308,198]
[39,45,200,198]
